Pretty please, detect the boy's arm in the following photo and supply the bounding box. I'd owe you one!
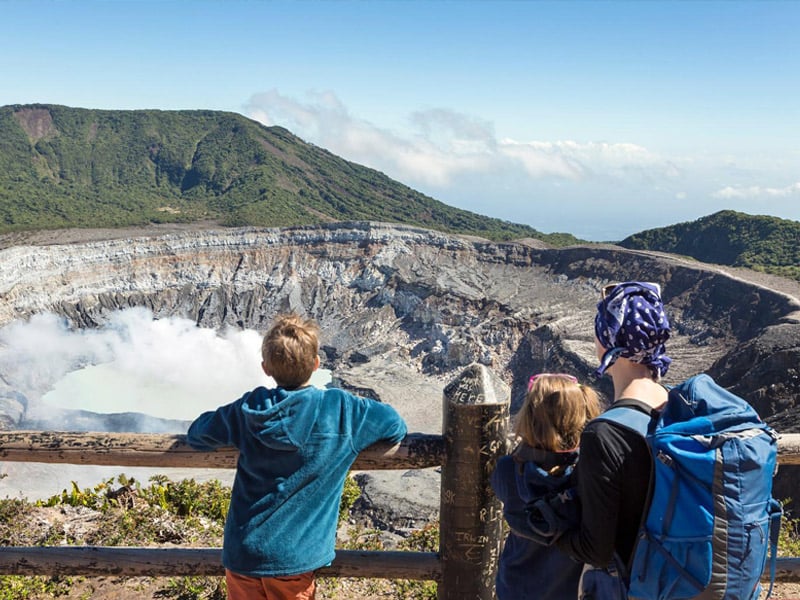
[185,396,243,450]
[350,396,408,452]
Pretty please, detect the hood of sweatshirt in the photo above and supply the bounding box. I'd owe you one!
[240,386,321,452]
[511,443,579,504]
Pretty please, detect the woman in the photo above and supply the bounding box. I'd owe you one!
[555,281,672,588]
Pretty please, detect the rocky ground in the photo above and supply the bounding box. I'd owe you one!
[4,221,799,506]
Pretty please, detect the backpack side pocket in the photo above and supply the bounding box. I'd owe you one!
[579,560,628,600]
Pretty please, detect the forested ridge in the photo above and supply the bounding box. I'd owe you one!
[0,104,578,245]
[2,105,797,279]
[619,210,800,281]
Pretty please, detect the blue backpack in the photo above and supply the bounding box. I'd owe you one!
[598,374,783,600]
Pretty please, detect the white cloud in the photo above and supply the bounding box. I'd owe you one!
[408,108,496,148]
[245,89,679,189]
[496,140,585,179]
[712,182,800,199]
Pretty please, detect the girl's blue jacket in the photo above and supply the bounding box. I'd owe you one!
[187,385,407,577]
[491,443,583,600]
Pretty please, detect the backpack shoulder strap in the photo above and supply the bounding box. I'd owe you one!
[594,400,656,438]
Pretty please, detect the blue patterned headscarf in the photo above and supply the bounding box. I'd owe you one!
[594,281,672,378]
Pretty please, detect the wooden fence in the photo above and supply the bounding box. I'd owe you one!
[1,363,800,599]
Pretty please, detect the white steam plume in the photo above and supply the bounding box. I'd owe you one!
[0,307,272,422]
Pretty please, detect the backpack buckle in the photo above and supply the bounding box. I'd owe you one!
[656,450,673,467]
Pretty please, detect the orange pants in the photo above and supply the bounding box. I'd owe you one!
[225,569,316,600]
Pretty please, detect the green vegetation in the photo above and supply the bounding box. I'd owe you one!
[0,104,580,246]
[0,473,438,599]
[3,473,800,599]
[780,515,800,558]
[0,474,230,599]
[0,576,77,600]
[619,210,800,281]
[5,105,799,270]
[394,523,440,600]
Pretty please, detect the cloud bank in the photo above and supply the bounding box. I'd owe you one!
[245,89,800,240]
[246,89,678,188]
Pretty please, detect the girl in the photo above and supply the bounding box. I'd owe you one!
[491,372,601,600]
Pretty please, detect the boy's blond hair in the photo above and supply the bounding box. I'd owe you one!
[262,314,320,388]
[514,375,601,451]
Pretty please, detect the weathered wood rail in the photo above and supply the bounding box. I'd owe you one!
[1,363,800,598]
[0,430,445,470]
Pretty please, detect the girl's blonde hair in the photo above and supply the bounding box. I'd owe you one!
[262,313,320,388]
[514,375,601,451]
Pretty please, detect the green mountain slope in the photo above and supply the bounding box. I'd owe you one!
[0,104,579,245]
[619,210,800,280]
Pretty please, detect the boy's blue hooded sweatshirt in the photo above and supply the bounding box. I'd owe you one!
[490,443,583,600]
[186,385,407,577]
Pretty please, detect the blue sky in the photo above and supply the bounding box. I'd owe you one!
[1,1,798,241]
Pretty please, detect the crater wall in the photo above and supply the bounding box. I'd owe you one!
[2,222,799,427]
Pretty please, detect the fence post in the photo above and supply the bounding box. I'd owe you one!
[438,363,510,600]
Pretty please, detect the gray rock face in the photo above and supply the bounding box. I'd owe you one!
[1,222,799,512]
[352,469,441,532]
[3,222,799,420]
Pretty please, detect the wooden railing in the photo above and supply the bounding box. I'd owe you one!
[1,363,800,599]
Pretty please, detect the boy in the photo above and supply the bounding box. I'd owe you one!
[186,313,408,600]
